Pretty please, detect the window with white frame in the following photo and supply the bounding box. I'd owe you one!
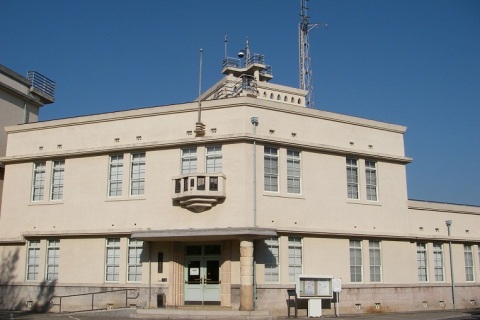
[433,243,444,281]
[105,238,120,281]
[130,153,145,196]
[264,237,279,282]
[350,240,362,282]
[464,244,474,281]
[51,160,65,200]
[417,242,428,281]
[128,239,143,282]
[27,240,40,281]
[369,241,381,282]
[46,240,60,281]
[108,155,123,197]
[288,237,302,282]
[32,162,46,201]
[206,146,222,173]
[264,147,279,192]
[181,147,197,174]
[287,150,301,194]
[365,161,378,201]
[346,158,359,199]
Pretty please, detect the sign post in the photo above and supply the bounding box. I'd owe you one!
[296,275,334,318]
[332,278,342,317]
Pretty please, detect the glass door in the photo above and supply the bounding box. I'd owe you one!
[184,245,221,305]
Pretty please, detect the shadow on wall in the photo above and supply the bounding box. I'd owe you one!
[0,249,57,312]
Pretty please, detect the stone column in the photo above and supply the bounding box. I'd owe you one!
[239,239,254,311]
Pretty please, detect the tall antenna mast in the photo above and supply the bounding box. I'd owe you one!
[299,0,326,108]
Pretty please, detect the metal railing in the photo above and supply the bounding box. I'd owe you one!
[26,71,56,99]
[50,288,139,313]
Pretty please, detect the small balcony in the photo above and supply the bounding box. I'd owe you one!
[172,173,226,212]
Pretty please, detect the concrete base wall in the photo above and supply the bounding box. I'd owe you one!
[256,284,480,317]
[0,284,166,312]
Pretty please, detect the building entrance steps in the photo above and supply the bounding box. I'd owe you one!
[134,307,272,320]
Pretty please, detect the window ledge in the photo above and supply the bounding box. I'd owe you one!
[29,201,64,206]
[263,193,305,200]
[105,196,146,202]
[346,200,381,207]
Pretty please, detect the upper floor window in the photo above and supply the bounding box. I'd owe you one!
[32,162,46,201]
[287,150,301,194]
[365,161,378,201]
[108,155,124,197]
[346,158,358,199]
[130,153,145,196]
[264,147,279,192]
[349,240,362,282]
[182,148,197,174]
[206,146,222,173]
[51,160,65,200]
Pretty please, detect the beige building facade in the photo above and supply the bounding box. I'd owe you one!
[0,56,478,316]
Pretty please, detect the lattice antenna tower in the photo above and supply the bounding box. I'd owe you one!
[299,0,326,108]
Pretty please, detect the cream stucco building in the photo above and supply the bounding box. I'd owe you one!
[0,53,479,316]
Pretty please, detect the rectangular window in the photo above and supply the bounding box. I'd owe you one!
[369,241,381,282]
[346,158,358,199]
[181,148,197,174]
[27,240,40,281]
[288,237,302,282]
[46,240,60,281]
[264,237,279,282]
[108,155,123,197]
[264,147,279,192]
[51,160,65,200]
[130,153,145,196]
[128,239,143,282]
[417,242,428,281]
[287,150,301,194]
[206,146,222,173]
[433,243,444,281]
[32,162,46,201]
[464,244,474,282]
[365,160,378,201]
[105,238,120,282]
[350,240,362,282]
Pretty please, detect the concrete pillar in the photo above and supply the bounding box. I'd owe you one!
[240,239,254,311]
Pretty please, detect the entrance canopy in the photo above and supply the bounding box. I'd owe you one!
[131,227,277,242]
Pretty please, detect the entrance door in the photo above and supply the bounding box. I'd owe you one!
[184,246,221,305]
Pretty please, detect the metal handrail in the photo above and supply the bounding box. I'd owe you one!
[50,288,139,313]
[26,71,56,98]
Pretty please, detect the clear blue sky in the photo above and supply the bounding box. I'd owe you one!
[2,0,479,205]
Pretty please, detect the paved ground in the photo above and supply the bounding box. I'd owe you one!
[1,309,480,320]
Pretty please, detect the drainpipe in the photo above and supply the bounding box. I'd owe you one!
[251,117,258,227]
[148,241,152,308]
[446,220,456,310]
[251,117,259,309]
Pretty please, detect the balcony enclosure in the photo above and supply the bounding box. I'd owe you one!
[172,173,226,212]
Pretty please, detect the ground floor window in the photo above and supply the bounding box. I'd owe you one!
[350,240,362,282]
[46,239,60,281]
[417,242,428,281]
[264,237,279,282]
[288,237,302,282]
[106,238,120,281]
[128,239,143,282]
[27,240,40,281]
